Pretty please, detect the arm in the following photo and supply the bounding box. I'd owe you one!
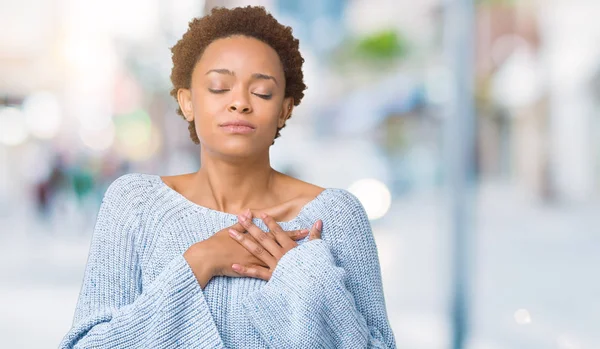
[59,174,225,349]
[243,190,397,349]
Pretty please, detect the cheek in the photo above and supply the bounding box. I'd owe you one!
[195,93,224,116]
[256,103,283,124]
[256,108,283,137]
[191,94,223,131]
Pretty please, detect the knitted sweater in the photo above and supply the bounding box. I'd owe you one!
[59,173,397,348]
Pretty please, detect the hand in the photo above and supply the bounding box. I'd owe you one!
[184,210,310,288]
[228,209,322,281]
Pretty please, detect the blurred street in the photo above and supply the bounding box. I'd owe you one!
[2,0,600,348]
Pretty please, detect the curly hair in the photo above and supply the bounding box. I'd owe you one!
[169,6,307,145]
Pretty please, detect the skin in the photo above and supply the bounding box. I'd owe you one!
[165,35,325,288]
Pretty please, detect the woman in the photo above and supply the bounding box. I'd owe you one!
[60,6,397,349]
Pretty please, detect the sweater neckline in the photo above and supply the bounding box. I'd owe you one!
[150,174,329,225]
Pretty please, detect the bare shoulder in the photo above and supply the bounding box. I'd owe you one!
[278,173,325,200]
[159,173,195,192]
[255,173,324,221]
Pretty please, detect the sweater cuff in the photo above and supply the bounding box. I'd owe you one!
[149,254,225,348]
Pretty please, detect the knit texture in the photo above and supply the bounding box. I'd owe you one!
[59,173,397,348]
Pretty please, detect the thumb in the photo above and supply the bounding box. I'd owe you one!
[309,219,322,240]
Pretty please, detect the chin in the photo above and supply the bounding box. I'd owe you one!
[212,138,265,158]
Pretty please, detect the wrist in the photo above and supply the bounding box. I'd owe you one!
[184,241,215,289]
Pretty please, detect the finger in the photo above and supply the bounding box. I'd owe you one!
[231,263,272,281]
[229,228,277,265]
[289,229,310,241]
[260,213,299,249]
[235,211,281,263]
[238,208,254,232]
[309,219,322,240]
[231,221,246,233]
[257,213,308,241]
[230,214,307,244]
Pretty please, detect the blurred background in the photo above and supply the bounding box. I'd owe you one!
[1,0,599,348]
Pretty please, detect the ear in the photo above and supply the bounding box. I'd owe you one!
[278,97,294,128]
[177,88,194,122]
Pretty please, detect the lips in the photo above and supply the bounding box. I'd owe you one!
[219,120,256,135]
[219,120,256,129]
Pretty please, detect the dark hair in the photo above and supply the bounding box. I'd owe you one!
[169,6,307,144]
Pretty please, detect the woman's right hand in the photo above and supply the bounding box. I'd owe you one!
[184,212,309,288]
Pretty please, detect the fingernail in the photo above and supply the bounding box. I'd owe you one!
[301,229,309,235]
[260,212,267,219]
[237,214,247,222]
[316,220,323,232]
[232,264,241,272]
[245,208,251,218]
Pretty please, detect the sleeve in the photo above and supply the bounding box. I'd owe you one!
[58,174,225,349]
[242,190,397,349]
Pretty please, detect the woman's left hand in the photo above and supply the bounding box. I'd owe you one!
[228,209,322,281]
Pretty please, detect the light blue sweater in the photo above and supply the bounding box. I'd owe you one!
[59,173,397,348]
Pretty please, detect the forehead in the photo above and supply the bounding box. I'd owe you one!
[195,35,284,78]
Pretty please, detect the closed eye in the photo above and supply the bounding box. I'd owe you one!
[208,89,271,100]
[208,88,229,94]
[253,93,272,100]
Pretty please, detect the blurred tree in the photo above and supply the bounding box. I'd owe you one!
[354,30,408,61]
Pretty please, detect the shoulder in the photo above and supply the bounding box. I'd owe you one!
[304,187,371,231]
[316,189,376,261]
[277,171,367,216]
[278,173,324,198]
[96,173,159,240]
[321,188,367,216]
[102,172,158,208]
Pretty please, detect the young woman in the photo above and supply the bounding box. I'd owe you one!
[60,6,397,348]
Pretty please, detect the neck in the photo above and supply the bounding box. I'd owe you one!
[193,149,279,214]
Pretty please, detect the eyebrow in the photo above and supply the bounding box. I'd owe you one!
[205,69,278,85]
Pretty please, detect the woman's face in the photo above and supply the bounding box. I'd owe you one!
[177,35,293,159]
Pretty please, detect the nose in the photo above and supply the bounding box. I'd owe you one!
[227,92,252,114]
[228,103,251,113]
